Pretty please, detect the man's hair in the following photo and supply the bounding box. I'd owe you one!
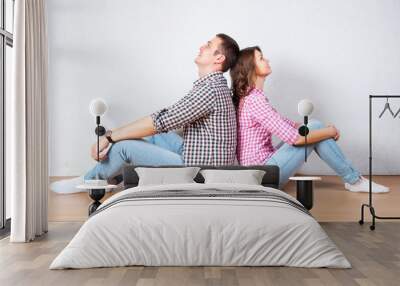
[216,33,240,72]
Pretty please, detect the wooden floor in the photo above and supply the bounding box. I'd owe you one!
[1,222,400,286]
[49,175,400,222]
[1,176,399,285]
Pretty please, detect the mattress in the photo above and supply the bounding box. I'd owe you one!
[50,183,351,269]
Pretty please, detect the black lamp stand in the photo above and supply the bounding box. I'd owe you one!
[88,115,107,215]
[298,116,310,162]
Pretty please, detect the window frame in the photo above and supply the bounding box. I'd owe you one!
[0,0,14,235]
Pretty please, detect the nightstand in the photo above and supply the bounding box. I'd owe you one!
[289,176,321,210]
[77,184,118,215]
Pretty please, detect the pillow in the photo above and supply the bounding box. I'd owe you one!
[135,167,201,186]
[200,169,266,185]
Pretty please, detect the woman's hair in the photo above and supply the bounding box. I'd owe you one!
[230,46,261,107]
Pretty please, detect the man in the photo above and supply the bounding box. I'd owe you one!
[51,33,240,193]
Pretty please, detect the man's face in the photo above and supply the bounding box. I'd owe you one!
[195,36,225,68]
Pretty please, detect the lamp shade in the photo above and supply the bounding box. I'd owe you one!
[298,99,314,116]
[89,98,108,116]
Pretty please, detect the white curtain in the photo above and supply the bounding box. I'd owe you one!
[9,0,48,242]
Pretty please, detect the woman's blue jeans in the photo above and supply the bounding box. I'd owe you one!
[84,132,184,180]
[265,119,361,189]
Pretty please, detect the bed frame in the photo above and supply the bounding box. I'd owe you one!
[122,165,280,190]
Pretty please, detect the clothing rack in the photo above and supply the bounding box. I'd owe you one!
[359,95,400,230]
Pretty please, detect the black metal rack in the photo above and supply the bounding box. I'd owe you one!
[359,95,400,230]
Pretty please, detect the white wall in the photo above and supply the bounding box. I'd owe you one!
[47,0,400,176]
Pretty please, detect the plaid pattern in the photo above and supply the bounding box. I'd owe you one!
[151,72,237,166]
[237,88,300,165]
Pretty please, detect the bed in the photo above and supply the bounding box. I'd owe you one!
[50,165,350,269]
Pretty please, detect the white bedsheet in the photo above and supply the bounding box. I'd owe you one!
[50,183,350,269]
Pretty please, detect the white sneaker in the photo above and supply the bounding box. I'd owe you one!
[344,176,390,193]
[50,176,85,194]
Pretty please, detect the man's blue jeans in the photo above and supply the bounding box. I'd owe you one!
[84,132,184,180]
[265,119,361,189]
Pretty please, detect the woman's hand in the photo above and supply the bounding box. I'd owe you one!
[327,124,340,141]
[91,137,110,161]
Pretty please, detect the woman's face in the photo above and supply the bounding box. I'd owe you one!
[254,50,271,78]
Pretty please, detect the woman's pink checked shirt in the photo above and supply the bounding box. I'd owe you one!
[237,88,300,165]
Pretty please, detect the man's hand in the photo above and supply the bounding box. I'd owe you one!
[91,137,110,161]
[327,124,340,141]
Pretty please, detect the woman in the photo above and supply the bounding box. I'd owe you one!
[231,46,388,192]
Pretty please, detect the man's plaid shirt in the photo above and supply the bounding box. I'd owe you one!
[151,72,237,166]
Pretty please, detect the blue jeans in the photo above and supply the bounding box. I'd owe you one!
[84,132,184,180]
[265,119,361,189]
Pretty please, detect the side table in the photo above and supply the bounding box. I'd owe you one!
[77,184,118,215]
[289,176,321,210]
